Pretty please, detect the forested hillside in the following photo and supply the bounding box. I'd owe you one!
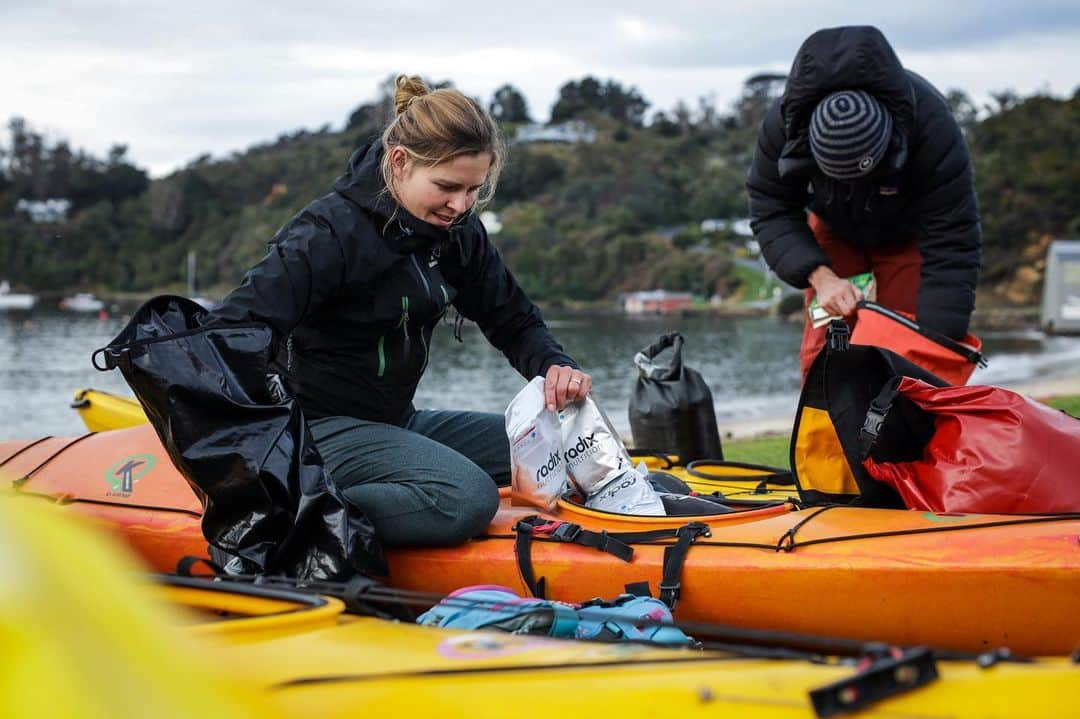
[1,75,1076,307]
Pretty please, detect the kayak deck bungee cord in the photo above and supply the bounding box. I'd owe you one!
[4,421,1080,655]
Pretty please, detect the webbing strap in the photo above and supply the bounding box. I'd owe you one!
[514,524,546,598]
[658,522,711,610]
[512,516,650,598]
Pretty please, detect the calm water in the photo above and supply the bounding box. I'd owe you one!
[2,307,1079,440]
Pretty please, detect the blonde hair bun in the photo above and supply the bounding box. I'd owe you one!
[394,75,431,116]
[381,73,505,211]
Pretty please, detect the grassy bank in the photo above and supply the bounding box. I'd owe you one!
[724,395,1080,468]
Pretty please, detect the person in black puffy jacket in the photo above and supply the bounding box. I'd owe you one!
[746,26,981,379]
[208,75,592,547]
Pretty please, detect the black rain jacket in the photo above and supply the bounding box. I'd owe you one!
[746,26,981,339]
[209,140,576,424]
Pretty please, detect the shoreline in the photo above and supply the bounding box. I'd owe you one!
[717,373,1080,441]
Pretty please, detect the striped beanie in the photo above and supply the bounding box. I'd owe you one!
[809,90,893,180]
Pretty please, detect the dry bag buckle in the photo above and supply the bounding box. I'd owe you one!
[550,522,582,542]
[859,401,891,457]
[826,320,850,352]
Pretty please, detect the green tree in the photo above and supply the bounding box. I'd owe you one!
[733,73,786,129]
[489,84,531,124]
[550,76,649,126]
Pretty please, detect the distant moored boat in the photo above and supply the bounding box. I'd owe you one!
[0,280,37,310]
[59,292,106,313]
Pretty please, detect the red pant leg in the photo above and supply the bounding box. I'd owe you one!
[865,240,920,315]
[799,215,870,379]
[798,215,921,381]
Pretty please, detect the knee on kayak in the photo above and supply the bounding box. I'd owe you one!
[338,464,499,547]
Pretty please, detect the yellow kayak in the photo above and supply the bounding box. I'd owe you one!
[70,388,147,432]
[4,482,1078,719]
[168,575,1080,719]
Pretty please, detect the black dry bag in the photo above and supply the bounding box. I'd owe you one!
[94,295,386,580]
[628,332,723,462]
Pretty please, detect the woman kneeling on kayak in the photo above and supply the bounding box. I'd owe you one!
[208,75,591,546]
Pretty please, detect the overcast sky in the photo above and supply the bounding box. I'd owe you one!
[3,1,1078,177]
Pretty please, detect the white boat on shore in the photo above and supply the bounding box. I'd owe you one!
[0,280,37,310]
[59,293,106,313]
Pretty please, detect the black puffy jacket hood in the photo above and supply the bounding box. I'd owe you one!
[778,26,915,177]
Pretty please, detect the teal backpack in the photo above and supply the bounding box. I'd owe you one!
[417,585,692,646]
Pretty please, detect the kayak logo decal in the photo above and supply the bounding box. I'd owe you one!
[104,453,156,496]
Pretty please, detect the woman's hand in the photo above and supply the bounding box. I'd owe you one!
[808,266,863,317]
[544,365,592,411]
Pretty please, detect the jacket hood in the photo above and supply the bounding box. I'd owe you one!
[778,26,915,177]
[332,139,470,254]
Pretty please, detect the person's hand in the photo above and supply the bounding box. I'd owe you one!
[544,365,592,411]
[808,266,863,317]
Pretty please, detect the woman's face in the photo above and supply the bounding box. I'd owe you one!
[391,148,491,229]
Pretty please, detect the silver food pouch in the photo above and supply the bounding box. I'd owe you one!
[557,394,634,495]
[584,465,666,516]
[505,377,567,510]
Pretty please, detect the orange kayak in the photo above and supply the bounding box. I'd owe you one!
[4,423,1079,656]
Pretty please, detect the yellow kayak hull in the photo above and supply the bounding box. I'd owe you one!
[171,578,1080,719]
[70,388,148,432]
[2,488,1078,719]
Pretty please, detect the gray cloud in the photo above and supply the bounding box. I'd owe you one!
[2,1,1077,175]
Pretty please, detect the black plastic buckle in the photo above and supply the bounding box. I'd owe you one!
[809,647,938,717]
[658,581,681,606]
[826,320,851,352]
[511,518,536,534]
[550,523,582,542]
[862,404,888,442]
[683,521,712,539]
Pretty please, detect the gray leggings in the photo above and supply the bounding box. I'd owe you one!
[310,410,507,547]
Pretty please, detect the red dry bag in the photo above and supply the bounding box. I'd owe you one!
[850,302,985,386]
[861,377,1080,514]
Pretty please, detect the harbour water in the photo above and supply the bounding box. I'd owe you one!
[2,307,1078,441]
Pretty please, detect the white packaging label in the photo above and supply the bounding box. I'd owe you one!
[584,465,666,516]
[506,377,567,510]
[557,395,633,495]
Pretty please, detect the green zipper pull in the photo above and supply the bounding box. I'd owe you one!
[400,295,411,354]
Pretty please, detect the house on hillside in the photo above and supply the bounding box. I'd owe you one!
[700,217,758,255]
[1042,239,1080,334]
[700,217,753,237]
[623,290,694,315]
[16,198,71,223]
[514,121,597,145]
